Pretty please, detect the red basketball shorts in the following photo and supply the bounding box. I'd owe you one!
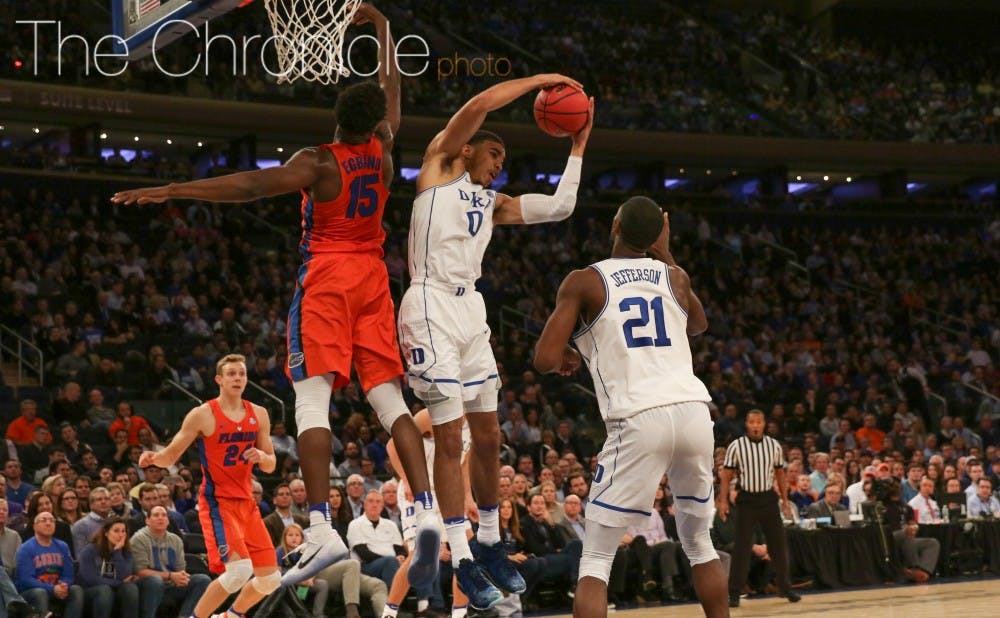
[198,495,276,573]
[286,253,403,391]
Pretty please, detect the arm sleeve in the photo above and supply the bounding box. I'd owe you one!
[518,156,582,224]
[352,544,381,563]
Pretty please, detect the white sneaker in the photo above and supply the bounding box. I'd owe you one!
[280,528,348,586]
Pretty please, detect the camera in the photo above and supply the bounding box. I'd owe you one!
[871,478,894,503]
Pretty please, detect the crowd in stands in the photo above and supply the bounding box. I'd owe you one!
[1,160,999,613]
[3,0,999,142]
[682,4,1000,142]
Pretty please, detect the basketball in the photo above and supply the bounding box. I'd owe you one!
[534,84,590,137]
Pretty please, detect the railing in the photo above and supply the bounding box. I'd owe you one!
[959,381,1000,405]
[909,313,968,338]
[908,307,971,336]
[569,382,597,400]
[926,390,948,426]
[0,325,44,385]
[498,305,541,341]
[235,208,295,249]
[756,238,799,262]
[246,380,287,425]
[165,379,203,405]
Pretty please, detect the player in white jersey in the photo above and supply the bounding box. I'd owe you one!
[397,73,594,610]
[381,409,474,618]
[534,196,729,618]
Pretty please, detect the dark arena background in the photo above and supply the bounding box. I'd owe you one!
[1,0,999,617]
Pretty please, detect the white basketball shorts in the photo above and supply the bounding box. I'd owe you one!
[586,401,716,528]
[398,282,501,404]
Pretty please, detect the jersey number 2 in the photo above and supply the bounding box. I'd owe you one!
[346,174,380,218]
[619,296,672,348]
[222,444,252,467]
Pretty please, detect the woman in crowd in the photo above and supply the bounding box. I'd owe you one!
[107,482,136,518]
[498,498,546,600]
[327,485,353,539]
[512,474,531,509]
[40,474,66,504]
[846,460,862,485]
[21,491,75,555]
[77,518,139,616]
[56,488,84,526]
[539,480,565,525]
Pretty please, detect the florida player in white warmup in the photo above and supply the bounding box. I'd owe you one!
[397,74,594,609]
[534,197,729,618]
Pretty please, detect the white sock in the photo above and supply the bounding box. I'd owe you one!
[308,513,333,540]
[452,606,468,618]
[415,505,437,530]
[417,599,429,612]
[445,518,473,566]
[477,504,500,545]
[381,602,399,618]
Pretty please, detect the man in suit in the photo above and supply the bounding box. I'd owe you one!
[263,483,309,547]
[805,484,848,519]
[557,494,586,542]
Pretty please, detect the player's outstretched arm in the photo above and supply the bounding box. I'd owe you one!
[138,404,212,469]
[534,270,588,375]
[425,73,582,161]
[111,149,323,205]
[246,404,277,473]
[354,3,400,138]
[493,97,594,226]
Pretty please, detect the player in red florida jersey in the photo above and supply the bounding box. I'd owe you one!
[139,354,280,618]
[114,3,440,589]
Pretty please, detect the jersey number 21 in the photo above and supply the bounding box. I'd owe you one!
[619,296,672,348]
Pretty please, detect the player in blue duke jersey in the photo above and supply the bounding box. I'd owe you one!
[534,196,729,618]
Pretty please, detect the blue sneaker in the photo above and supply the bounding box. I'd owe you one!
[455,558,503,610]
[280,529,348,587]
[473,540,526,594]
[407,518,441,588]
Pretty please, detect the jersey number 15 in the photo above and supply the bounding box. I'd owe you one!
[619,296,672,348]
[346,174,380,219]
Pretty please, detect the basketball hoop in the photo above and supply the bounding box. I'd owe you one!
[262,0,361,84]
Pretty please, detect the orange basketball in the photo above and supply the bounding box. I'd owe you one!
[534,84,589,137]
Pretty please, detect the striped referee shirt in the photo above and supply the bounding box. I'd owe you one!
[723,435,786,494]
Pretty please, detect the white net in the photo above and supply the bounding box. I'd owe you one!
[262,0,362,84]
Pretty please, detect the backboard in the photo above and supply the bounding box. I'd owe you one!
[111,0,244,60]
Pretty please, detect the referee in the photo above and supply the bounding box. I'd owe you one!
[718,409,800,608]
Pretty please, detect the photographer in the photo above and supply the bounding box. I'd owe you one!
[879,478,939,583]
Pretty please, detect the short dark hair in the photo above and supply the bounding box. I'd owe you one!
[335,81,386,136]
[746,408,766,420]
[468,130,504,147]
[617,196,664,251]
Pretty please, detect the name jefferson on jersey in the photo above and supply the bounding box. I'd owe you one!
[609,267,662,287]
[573,257,711,421]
